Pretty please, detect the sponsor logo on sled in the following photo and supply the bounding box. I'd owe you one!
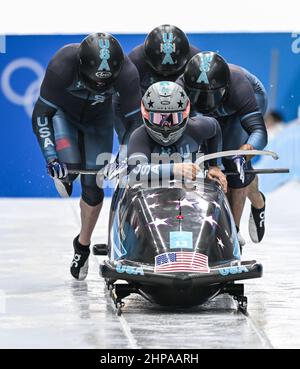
[155,251,210,273]
[218,265,249,276]
[116,263,144,276]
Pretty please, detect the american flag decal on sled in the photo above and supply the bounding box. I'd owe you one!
[154,252,210,273]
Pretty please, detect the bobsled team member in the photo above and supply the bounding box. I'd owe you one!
[114,24,200,142]
[179,51,268,245]
[127,81,227,192]
[32,33,142,281]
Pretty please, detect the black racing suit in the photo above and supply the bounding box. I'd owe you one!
[127,115,222,183]
[32,43,142,206]
[177,64,268,188]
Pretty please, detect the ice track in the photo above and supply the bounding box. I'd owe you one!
[0,181,299,348]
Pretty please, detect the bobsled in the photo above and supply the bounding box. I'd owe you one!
[95,150,288,315]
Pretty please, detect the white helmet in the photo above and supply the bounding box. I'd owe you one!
[141,81,190,146]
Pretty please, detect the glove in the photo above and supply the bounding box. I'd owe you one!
[102,161,128,180]
[47,159,68,179]
[232,155,246,184]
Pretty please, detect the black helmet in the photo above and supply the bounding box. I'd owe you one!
[144,25,190,77]
[78,32,124,92]
[184,51,230,113]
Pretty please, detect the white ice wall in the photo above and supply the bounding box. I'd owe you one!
[1,0,300,34]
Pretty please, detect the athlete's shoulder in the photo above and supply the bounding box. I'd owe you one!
[189,44,201,57]
[226,64,259,114]
[128,44,144,63]
[128,44,148,76]
[130,124,148,142]
[227,64,254,100]
[187,115,218,139]
[115,55,140,92]
[229,64,251,85]
[128,125,153,158]
[121,54,139,74]
[46,43,79,85]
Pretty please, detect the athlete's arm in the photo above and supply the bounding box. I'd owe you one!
[32,67,66,163]
[32,98,58,163]
[240,112,267,151]
[231,72,268,150]
[189,116,223,166]
[204,118,222,158]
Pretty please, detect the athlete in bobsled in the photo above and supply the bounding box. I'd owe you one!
[177,52,268,245]
[32,33,142,281]
[101,81,266,312]
[127,81,227,191]
[114,24,200,143]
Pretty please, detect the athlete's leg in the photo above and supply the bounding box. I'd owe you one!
[222,91,268,243]
[246,92,267,242]
[79,107,114,246]
[52,111,95,280]
[52,110,81,195]
[79,199,102,245]
[246,91,268,206]
[247,174,266,243]
[226,186,248,229]
[221,116,254,229]
[247,175,264,209]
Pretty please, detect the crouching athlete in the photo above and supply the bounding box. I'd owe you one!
[179,52,268,245]
[32,33,142,281]
[127,81,227,192]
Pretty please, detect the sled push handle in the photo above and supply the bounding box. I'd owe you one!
[195,149,279,166]
[223,168,290,176]
[68,150,287,177]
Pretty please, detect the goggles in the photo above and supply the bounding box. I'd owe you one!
[141,101,190,127]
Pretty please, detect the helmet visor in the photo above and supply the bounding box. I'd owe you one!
[141,101,190,127]
[150,112,184,126]
[188,87,226,113]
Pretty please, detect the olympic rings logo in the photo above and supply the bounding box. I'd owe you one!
[1,58,45,117]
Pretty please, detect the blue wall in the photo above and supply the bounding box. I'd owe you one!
[0,33,299,197]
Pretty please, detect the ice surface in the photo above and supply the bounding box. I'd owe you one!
[0,181,299,348]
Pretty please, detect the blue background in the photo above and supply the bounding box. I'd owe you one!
[1,33,299,197]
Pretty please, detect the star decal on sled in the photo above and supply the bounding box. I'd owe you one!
[212,201,221,209]
[172,198,196,209]
[148,218,169,227]
[202,215,218,227]
[146,193,159,199]
[217,237,225,249]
